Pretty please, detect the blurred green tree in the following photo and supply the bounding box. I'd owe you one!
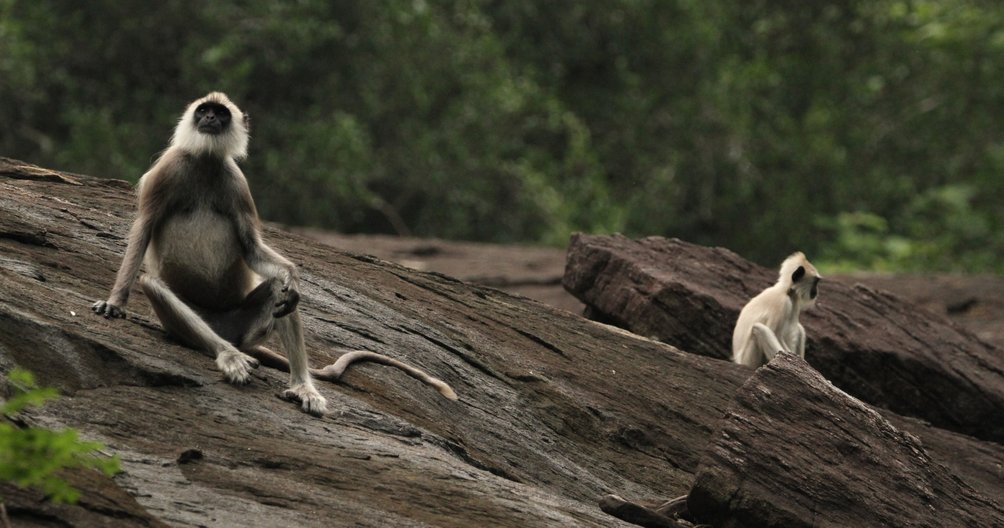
[1,0,1001,271]
[1,368,120,505]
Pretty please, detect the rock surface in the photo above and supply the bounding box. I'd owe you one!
[2,158,1003,527]
[0,466,168,527]
[301,230,1004,351]
[295,227,585,314]
[0,158,741,527]
[840,273,1004,351]
[563,233,1004,444]
[688,352,1004,528]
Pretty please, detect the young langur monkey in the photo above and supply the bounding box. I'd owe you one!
[732,252,821,368]
[93,92,457,415]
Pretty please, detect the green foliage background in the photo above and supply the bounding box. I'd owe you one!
[2,0,1002,271]
[1,368,120,504]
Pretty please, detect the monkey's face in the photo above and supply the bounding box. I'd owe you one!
[193,102,232,135]
[790,264,821,307]
[172,92,250,160]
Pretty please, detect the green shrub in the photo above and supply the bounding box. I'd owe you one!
[0,368,120,504]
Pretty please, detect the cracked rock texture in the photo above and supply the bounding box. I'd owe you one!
[689,352,1004,528]
[2,159,1003,527]
[563,234,1004,444]
[0,158,737,526]
[561,234,1004,527]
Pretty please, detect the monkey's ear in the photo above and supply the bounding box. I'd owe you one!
[243,112,251,132]
[792,266,806,283]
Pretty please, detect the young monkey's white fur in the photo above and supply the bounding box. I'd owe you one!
[732,252,821,368]
[94,92,456,416]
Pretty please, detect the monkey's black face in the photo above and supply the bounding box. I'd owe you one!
[193,102,232,135]
[810,277,820,299]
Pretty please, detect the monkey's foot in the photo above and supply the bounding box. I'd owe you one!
[92,300,126,318]
[216,349,260,385]
[282,383,328,416]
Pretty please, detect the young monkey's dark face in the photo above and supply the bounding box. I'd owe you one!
[193,102,232,135]
[790,264,822,304]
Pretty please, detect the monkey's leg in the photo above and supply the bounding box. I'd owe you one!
[751,323,786,363]
[139,276,259,384]
[273,311,327,416]
[229,280,454,402]
[199,279,326,415]
[202,278,280,348]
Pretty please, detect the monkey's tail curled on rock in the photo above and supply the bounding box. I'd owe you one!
[314,351,459,401]
[242,346,459,400]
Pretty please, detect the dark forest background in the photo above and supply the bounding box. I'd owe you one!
[2,0,1002,271]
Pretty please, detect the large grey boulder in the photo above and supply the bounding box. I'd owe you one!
[563,233,1004,444]
[688,352,1004,528]
[2,159,1002,527]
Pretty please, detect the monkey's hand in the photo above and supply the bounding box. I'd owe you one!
[92,299,127,318]
[273,272,301,318]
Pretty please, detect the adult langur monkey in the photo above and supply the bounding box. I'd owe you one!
[93,92,457,415]
[732,252,821,368]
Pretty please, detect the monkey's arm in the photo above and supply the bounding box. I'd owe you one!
[794,323,806,359]
[92,212,153,317]
[254,241,301,317]
[232,182,301,317]
[751,323,786,362]
[93,168,169,318]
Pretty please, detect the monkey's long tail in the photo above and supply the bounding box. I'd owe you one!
[313,350,458,401]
